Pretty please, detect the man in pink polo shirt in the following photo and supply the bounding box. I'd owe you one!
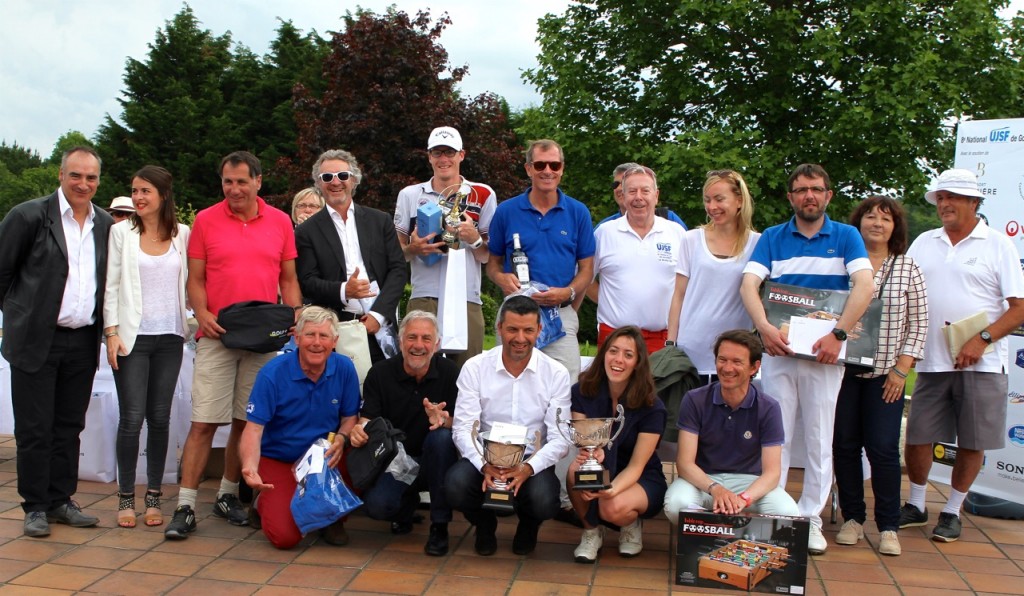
[165,151,302,540]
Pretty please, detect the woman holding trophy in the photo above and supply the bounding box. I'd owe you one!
[565,326,667,563]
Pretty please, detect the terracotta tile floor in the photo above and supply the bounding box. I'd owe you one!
[1,433,1022,595]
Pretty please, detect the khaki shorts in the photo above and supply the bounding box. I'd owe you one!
[906,371,1008,451]
[192,337,276,424]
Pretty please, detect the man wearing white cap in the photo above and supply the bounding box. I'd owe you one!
[394,126,497,368]
[901,168,1024,542]
[107,196,135,223]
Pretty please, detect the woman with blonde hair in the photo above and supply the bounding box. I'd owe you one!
[290,187,323,225]
[667,170,759,386]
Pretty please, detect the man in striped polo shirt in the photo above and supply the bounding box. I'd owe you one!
[739,164,875,555]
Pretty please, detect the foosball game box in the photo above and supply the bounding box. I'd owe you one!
[675,510,809,593]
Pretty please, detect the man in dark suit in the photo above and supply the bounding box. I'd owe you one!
[295,149,407,363]
[0,146,113,537]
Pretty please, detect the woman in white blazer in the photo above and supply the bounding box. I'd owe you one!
[103,165,190,528]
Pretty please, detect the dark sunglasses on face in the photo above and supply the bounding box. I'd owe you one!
[530,161,563,172]
[319,171,353,183]
[611,180,622,190]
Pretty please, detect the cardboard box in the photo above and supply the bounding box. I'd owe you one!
[676,510,809,593]
[417,201,443,267]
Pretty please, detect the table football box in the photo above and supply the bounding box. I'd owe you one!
[416,201,443,267]
[676,510,809,593]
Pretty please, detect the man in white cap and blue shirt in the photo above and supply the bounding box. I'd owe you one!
[901,168,1024,542]
[394,127,497,368]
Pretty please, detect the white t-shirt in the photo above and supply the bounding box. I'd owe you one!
[137,244,184,337]
[593,215,686,330]
[675,228,761,374]
[394,178,496,304]
[907,220,1024,373]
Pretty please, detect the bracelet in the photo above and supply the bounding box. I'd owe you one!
[706,481,720,494]
[468,236,484,250]
[891,367,908,379]
[104,331,118,338]
[568,286,577,302]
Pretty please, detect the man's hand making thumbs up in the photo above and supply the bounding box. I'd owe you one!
[344,266,376,300]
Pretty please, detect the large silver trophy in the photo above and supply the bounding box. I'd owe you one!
[471,421,542,512]
[556,404,625,491]
[439,182,471,250]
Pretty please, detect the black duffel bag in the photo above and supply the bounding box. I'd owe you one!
[218,300,294,353]
[346,417,406,490]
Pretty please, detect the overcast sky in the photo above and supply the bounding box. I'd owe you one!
[3,1,1021,157]
[0,0,572,156]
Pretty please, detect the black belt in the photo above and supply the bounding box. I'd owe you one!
[337,311,358,322]
[56,324,95,333]
[558,300,572,309]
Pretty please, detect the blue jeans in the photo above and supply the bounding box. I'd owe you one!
[833,370,904,531]
[361,428,459,524]
[112,334,183,494]
[445,457,560,528]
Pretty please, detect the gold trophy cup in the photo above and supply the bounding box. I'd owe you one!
[439,182,471,250]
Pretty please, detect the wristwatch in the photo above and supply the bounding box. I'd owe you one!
[831,327,848,341]
[739,491,753,506]
[980,329,993,344]
[665,340,676,347]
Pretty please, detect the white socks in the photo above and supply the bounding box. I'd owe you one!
[942,488,968,517]
[218,478,239,499]
[908,482,928,511]
[177,487,198,510]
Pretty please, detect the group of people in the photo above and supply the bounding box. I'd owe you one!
[1,131,1019,569]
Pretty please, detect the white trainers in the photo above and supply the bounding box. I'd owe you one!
[574,526,604,563]
[618,519,643,557]
[879,530,902,556]
[835,519,864,545]
[808,523,828,555]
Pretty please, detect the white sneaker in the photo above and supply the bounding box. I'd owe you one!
[808,523,828,555]
[835,519,864,545]
[879,530,901,556]
[618,519,643,557]
[574,526,604,563]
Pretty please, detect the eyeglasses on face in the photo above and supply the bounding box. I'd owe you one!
[296,202,321,210]
[530,161,563,172]
[429,148,458,159]
[319,171,353,183]
[789,186,828,195]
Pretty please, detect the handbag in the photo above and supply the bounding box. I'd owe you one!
[345,417,406,490]
[218,301,294,353]
[335,319,373,388]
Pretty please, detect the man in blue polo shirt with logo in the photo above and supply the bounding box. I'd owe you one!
[739,164,874,555]
[486,138,595,382]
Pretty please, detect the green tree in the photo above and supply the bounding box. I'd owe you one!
[285,8,522,212]
[524,1,1024,229]
[0,141,42,175]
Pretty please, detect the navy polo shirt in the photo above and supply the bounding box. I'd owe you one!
[488,188,596,288]
[361,353,459,457]
[677,382,784,476]
[246,351,360,462]
[570,382,666,479]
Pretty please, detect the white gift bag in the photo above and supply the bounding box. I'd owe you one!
[335,320,372,389]
[79,391,118,483]
[437,248,469,352]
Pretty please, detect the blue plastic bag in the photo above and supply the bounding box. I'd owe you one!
[510,284,565,350]
[290,439,363,535]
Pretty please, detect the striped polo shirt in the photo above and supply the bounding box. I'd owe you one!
[743,215,870,290]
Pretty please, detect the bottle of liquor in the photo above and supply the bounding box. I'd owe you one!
[511,233,530,286]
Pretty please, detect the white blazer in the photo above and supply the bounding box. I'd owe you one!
[103,220,190,354]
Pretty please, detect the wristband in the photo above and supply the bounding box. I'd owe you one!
[739,491,753,505]
[105,331,118,338]
[891,367,908,379]
[706,481,720,494]
[468,236,484,249]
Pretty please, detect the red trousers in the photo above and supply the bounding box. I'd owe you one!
[597,323,667,356]
[256,455,354,549]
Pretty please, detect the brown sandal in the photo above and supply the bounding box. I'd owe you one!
[144,490,163,526]
[118,493,136,528]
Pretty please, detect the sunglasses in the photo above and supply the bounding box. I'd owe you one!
[530,161,563,172]
[429,148,458,158]
[611,180,622,190]
[706,169,737,178]
[319,171,354,183]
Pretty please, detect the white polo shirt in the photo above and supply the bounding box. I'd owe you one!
[593,215,686,330]
[907,219,1024,373]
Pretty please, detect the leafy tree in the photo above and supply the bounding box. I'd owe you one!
[524,1,1024,230]
[48,131,95,164]
[0,141,42,175]
[285,8,522,212]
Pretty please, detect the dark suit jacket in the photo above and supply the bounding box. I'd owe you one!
[295,203,407,323]
[0,192,113,372]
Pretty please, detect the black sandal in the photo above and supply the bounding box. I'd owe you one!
[118,493,136,528]
[144,490,163,527]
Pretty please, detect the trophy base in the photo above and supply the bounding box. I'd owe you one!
[483,488,515,513]
[572,468,612,491]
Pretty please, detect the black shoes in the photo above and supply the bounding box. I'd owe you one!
[932,512,962,542]
[212,493,249,526]
[512,520,540,555]
[424,523,449,556]
[474,516,498,556]
[554,506,583,528]
[164,505,197,540]
[391,513,423,535]
[898,503,928,528]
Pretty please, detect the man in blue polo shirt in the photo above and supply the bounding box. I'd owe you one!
[238,307,361,550]
[664,330,798,525]
[739,164,873,555]
[486,139,595,382]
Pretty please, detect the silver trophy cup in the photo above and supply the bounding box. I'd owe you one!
[556,404,625,490]
[471,420,541,512]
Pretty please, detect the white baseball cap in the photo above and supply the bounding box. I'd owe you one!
[107,196,135,213]
[427,127,463,152]
[925,169,984,205]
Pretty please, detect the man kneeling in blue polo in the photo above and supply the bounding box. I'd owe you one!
[664,330,798,524]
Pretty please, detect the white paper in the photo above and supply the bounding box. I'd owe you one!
[293,443,326,482]
[488,421,528,444]
[788,316,847,359]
